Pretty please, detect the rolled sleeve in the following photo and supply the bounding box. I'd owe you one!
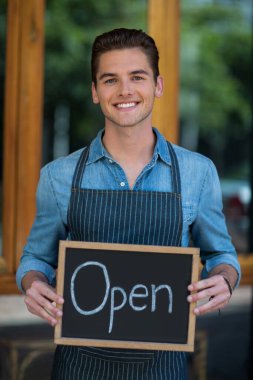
[191,160,241,286]
[203,253,241,284]
[16,165,68,292]
[16,259,57,291]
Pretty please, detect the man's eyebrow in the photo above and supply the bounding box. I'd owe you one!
[130,70,149,76]
[98,73,116,81]
[98,69,150,81]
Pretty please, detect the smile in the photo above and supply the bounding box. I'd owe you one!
[115,102,138,109]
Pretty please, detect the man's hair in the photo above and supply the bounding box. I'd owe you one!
[91,28,160,85]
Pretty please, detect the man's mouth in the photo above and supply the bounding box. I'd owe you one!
[115,102,139,109]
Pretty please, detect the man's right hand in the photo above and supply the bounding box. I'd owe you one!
[22,271,64,326]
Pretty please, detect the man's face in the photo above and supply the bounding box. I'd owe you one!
[92,48,163,130]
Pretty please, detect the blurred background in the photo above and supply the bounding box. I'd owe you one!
[0,0,252,379]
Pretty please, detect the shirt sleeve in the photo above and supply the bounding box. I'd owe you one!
[191,160,241,286]
[16,164,69,292]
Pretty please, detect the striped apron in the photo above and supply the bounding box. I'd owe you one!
[51,142,187,380]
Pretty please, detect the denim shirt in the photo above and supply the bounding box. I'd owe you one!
[16,128,240,291]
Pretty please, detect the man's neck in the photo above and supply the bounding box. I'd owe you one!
[102,125,156,165]
[102,125,156,189]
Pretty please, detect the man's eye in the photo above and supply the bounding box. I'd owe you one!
[104,78,117,84]
[132,76,144,81]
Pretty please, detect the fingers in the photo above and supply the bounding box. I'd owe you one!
[193,296,228,315]
[187,275,231,315]
[24,280,64,326]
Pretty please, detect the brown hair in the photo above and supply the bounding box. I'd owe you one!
[91,28,160,85]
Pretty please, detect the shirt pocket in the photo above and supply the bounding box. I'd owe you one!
[182,203,194,224]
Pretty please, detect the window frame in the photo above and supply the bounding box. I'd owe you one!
[0,0,252,294]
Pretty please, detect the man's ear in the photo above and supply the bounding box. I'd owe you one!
[155,75,163,98]
[92,82,99,104]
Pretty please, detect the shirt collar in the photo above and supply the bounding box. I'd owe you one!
[152,127,172,166]
[86,127,172,166]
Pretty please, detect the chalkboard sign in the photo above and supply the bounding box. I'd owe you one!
[55,241,199,352]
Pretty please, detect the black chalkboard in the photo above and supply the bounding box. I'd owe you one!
[55,241,199,352]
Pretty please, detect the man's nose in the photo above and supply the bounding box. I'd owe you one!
[118,79,134,96]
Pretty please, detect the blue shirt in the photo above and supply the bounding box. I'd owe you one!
[16,128,240,291]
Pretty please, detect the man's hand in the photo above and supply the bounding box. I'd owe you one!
[187,264,238,316]
[22,271,64,326]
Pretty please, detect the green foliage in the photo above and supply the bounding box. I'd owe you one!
[181,2,251,133]
[180,1,252,177]
[44,0,147,157]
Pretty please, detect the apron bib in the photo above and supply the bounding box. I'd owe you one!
[52,142,187,380]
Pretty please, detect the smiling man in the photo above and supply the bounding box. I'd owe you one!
[17,28,240,379]
[92,48,163,128]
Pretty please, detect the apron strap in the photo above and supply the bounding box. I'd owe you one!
[167,142,181,195]
[72,145,90,189]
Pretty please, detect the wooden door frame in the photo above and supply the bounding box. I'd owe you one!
[0,0,45,293]
[148,0,180,144]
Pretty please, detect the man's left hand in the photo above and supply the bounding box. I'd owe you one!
[187,275,231,315]
[187,264,238,315]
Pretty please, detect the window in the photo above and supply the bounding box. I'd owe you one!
[42,0,147,164]
[180,0,253,254]
[1,0,252,293]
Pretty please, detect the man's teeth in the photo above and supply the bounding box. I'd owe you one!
[116,102,136,108]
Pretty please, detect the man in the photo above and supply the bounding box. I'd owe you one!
[17,28,240,379]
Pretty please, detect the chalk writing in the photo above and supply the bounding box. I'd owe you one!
[70,261,173,333]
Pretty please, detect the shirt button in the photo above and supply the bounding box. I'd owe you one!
[108,159,113,163]
[120,182,125,187]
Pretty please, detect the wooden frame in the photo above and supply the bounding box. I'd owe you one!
[0,0,44,293]
[148,0,180,144]
[55,241,200,352]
